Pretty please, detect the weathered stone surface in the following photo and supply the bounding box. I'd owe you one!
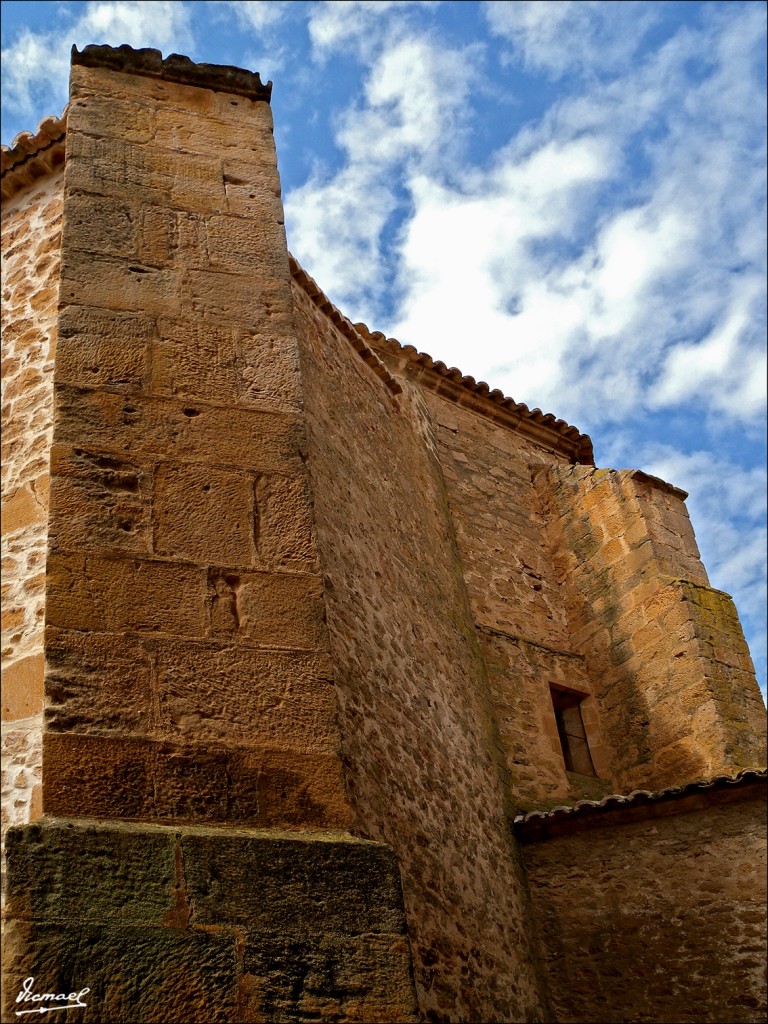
[53,385,306,473]
[477,628,610,810]
[5,817,177,924]
[154,461,256,564]
[1,166,62,870]
[239,933,416,1023]
[3,919,239,1023]
[66,132,228,213]
[55,305,150,390]
[0,720,43,898]
[181,268,292,327]
[68,92,155,143]
[1,480,46,534]
[45,628,338,749]
[59,249,182,315]
[48,445,152,555]
[181,829,407,934]
[69,60,272,121]
[150,317,303,411]
[293,282,551,1024]
[535,465,767,791]
[205,213,288,276]
[428,393,570,649]
[153,107,277,160]
[2,818,418,1023]
[46,552,207,635]
[63,192,137,258]
[253,473,319,572]
[207,569,327,649]
[42,734,350,828]
[1,654,44,722]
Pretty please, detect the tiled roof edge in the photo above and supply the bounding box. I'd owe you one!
[289,256,403,396]
[289,255,593,462]
[1,110,68,202]
[514,768,767,842]
[71,44,272,102]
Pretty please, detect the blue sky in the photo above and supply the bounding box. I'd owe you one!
[2,1,766,696]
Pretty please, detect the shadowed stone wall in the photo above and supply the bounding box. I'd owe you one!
[3,818,418,1023]
[292,282,551,1023]
[535,465,766,791]
[519,775,767,1024]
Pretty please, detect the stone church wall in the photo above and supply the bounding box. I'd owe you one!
[0,42,765,1024]
[425,393,609,810]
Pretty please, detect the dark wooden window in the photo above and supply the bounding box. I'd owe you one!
[551,689,596,777]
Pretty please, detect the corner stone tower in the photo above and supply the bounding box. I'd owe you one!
[2,44,765,1024]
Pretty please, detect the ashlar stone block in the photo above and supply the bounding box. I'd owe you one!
[53,384,306,474]
[154,461,255,565]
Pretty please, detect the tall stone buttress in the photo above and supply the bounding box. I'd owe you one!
[2,44,419,1024]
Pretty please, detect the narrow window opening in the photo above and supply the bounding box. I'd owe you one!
[551,688,596,777]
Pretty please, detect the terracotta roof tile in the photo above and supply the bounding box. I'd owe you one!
[514,768,767,842]
[1,110,67,201]
[290,257,593,463]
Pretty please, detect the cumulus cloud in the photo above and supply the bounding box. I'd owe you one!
[650,274,767,420]
[483,0,659,79]
[307,0,437,61]
[1,1,194,127]
[286,31,480,316]
[382,3,767,430]
[220,0,288,33]
[215,0,292,78]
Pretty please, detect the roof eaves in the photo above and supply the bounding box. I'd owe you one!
[514,768,767,843]
[289,255,593,463]
[1,111,68,202]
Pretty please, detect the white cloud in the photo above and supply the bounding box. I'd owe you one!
[307,0,434,61]
[483,0,660,78]
[380,3,767,430]
[285,31,480,316]
[80,0,192,47]
[285,5,766,435]
[2,1,194,124]
[220,0,288,33]
[287,164,395,307]
[336,35,479,170]
[650,274,767,420]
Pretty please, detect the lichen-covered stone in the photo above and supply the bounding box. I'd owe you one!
[2,818,418,1024]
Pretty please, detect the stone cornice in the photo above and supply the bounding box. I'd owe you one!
[71,43,272,102]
